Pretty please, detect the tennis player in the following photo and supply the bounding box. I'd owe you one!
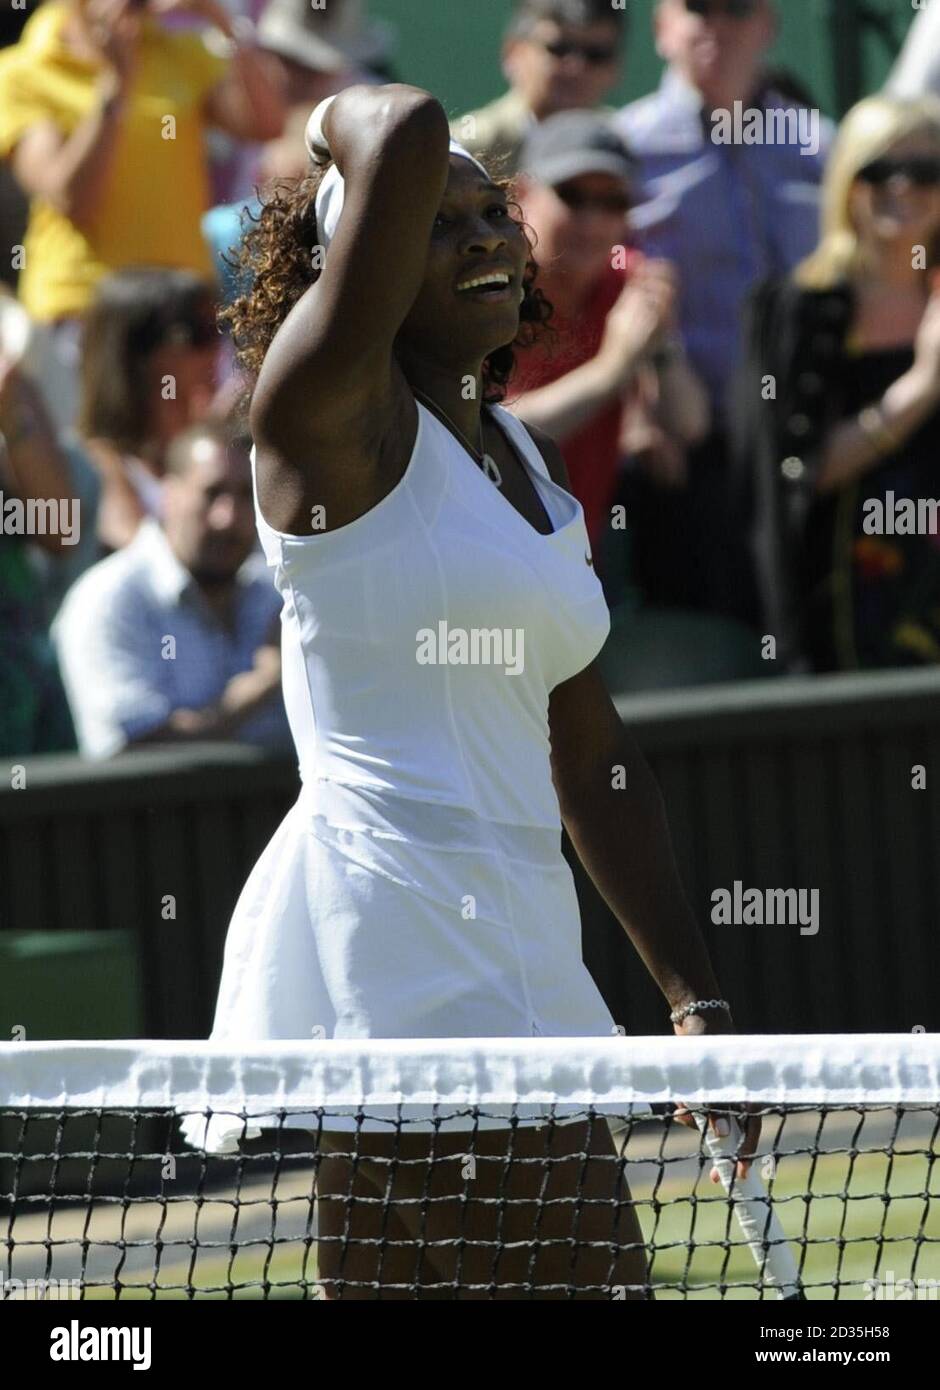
[208,82,755,1300]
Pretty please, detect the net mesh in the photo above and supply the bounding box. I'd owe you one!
[2,1036,938,1301]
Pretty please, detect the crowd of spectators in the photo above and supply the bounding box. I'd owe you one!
[0,0,939,757]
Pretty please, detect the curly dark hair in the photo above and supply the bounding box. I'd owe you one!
[219,163,554,406]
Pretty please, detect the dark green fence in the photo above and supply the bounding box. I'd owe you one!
[580,667,940,1036]
[0,747,294,1040]
[1,667,938,1041]
[0,930,142,1041]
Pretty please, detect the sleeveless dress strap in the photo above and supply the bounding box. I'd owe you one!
[488,405,552,483]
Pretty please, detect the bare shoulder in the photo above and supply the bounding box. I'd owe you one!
[519,419,572,492]
[251,363,417,536]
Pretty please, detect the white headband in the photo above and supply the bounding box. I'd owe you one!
[314,140,492,254]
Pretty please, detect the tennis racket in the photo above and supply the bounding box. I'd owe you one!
[695,1110,805,1300]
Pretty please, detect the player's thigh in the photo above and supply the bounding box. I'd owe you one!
[442,1119,649,1301]
[314,1136,453,1301]
[319,1121,648,1300]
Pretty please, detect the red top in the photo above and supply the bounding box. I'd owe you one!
[507,254,638,550]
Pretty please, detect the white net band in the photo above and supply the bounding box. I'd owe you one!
[3,1033,938,1108]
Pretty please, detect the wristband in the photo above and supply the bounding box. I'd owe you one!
[305,94,339,166]
[313,133,489,256]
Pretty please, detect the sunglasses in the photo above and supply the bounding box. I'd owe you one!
[684,0,760,18]
[555,182,631,215]
[856,157,940,188]
[541,38,619,66]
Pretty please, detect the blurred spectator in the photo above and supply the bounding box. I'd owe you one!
[204,104,311,307]
[0,283,102,615]
[0,0,284,398]
[613,0,832,625]
[737,96,940,671]
[0,344,78,756]
[0,0,30,293]
[508,110,709,596]
[211,0,394,206]
[450,0,627,176]
[257,0,395,100]
[78,268,222,551]
[206,0,396,303]
[886,0,940,103]
[54,419,291,757]
[756,65,821,113]
[0,278,83,432]
[0,163,27,295]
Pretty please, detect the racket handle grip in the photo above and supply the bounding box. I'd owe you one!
[695,1112,803,1300]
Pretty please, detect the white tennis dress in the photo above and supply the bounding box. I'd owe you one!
[206,401,619,1047]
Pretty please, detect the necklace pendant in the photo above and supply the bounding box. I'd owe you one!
[481,453,502,487]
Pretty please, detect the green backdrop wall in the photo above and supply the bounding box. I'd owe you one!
[367,0,917,124]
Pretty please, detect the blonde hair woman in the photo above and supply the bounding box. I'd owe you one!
[738,95,940,670]
[797,95,940,288]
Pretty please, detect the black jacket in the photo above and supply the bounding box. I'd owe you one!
[732,276,853,670]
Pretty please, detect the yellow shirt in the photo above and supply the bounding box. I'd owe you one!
[0,1,228,322]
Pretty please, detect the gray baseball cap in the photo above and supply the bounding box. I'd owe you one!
[256,0,395,73]
[518,110,636,188]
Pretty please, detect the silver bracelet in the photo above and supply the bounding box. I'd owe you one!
[669,998,732,1025]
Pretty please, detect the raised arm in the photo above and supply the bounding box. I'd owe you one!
[250,86,451,531]
[194,0,285,143]
[7,4,142,231]
[509,261,676,440]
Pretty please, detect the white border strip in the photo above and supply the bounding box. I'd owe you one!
[1,1035,938,1109]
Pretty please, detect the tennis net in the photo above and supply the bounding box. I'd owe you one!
[1,1034,938,1301]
